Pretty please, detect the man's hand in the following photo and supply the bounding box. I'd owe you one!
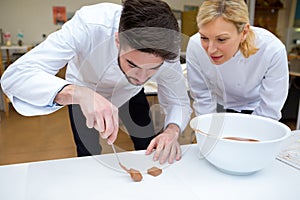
[145,123,181,164]
[54,85,119,144]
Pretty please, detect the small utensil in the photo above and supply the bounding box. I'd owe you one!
[193,128,260,142]
[111,143,127,171]
[111,143,143,181]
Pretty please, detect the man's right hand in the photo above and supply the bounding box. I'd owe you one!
[54,84,119,144]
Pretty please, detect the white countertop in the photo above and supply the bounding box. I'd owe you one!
[0,144,299,200]
[0,45,31,50]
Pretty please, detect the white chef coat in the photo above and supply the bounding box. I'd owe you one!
[187,27,289,120]
[0,3,192,131]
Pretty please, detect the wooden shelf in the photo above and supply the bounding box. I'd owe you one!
[254,6,282,35]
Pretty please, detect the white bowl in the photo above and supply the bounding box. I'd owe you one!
[190,113,291,175]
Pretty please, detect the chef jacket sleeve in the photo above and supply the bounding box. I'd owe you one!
[156,61,192,132]
[252,47,289,120]
[0,10,89,116]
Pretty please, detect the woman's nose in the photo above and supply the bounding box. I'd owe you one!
[207,41,217,53]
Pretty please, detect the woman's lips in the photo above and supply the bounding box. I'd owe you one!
[210,55,223,62]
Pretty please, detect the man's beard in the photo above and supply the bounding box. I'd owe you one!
[117,56,150,86]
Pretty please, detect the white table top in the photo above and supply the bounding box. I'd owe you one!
[0,144,299,200]
[0,45,31,50]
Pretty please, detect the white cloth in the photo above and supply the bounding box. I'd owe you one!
[187,27,289,120]
[0,3,192,131]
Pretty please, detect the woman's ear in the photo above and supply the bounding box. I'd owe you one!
[115,32,120,48]
[241,23,250,42]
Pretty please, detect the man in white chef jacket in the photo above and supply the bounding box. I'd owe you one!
[0,0,192,164]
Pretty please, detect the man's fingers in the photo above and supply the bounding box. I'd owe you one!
[86,115,95,129]
[105,113,119,144]
[175,143,182,161]
[98,108,119,144]
[159,143,172,164]
[107,111,119,144]
[167,143,180,164]
[99,113,112,139]
[106,127,118,144]
[153,139,165,162]
[80,91,119,143]
[146,138,157,155]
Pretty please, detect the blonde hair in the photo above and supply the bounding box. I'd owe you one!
[197,0,258,58]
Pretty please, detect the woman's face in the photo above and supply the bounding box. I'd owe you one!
[199,17,247,65]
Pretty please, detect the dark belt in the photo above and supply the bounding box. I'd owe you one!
[226,109,253,114]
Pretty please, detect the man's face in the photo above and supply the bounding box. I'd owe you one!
[118,47,164,86]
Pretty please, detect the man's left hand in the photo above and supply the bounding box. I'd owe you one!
[145,124,181,164]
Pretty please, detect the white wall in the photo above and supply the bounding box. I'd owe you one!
[0,0,203,45]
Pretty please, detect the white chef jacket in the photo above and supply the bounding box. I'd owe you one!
[0,3,192,131]
[187,27,289,120]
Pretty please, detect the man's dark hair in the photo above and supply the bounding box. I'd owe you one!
[118,0,180,61]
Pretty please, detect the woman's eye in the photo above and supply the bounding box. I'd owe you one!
[200,37,208,41]
[218,38,227,42]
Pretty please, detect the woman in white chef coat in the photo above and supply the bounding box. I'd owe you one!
[1,0,192,164]
[186,0,289,120]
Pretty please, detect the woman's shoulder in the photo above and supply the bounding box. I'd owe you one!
[251,26,285,49]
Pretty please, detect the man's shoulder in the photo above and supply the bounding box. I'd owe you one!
[77,3,122,26]
[80,2,122,13]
